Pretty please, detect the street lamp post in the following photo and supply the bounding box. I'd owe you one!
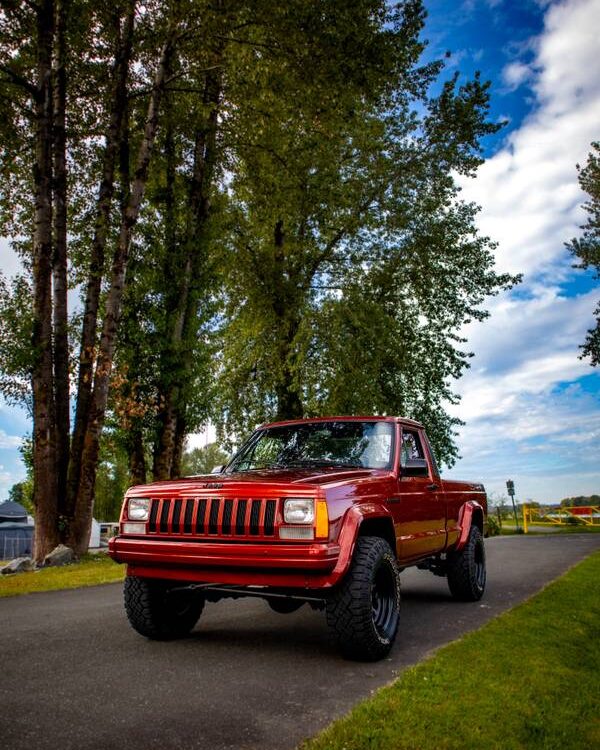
[506,479,520,531]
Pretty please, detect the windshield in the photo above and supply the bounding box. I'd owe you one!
[226,421,395,473]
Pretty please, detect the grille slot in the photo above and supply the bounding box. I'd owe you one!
[208,498,220,534]
[159,501,169,533]
[250,500,261,535]
[149,500,159,532]
[183,499,194,533]
[222,500,233,534]
[264,500,276,536]
[172,499,183,533]
[196,498,207,534]
[235,500,247,535]
[146,497,278,538]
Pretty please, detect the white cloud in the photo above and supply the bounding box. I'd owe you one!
[0,237,24,278]
[448,0,600,501]
[502,61,534,90]
[455,287,597,406]
[0,429,22,450]
[460,0,600,278]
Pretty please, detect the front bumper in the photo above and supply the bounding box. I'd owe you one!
[108,535,344,589]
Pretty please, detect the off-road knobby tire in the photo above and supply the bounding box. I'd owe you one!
[268,598,305,614]
[446,525,486,601]
[124,575,204,640]
[326,536,400,662]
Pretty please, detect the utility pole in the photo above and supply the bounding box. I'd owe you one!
[506,479,520,531]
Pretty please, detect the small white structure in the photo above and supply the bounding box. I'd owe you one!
[89,518,101,549]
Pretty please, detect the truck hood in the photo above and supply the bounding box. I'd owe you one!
[126,467,391,496]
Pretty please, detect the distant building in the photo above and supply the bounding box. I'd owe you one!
[0,500,33,558]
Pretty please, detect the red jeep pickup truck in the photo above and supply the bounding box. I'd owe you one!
[109,416,487,661]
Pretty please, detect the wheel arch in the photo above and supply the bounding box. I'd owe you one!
[329,505,397,587]
[357,516,396,554]
[455,501,485,551]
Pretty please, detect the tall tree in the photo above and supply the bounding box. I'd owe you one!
[567,141,600,366]
[67,10,182,554]
[0,0,191,558]
[30,0,60,556]
[214,4,518,464]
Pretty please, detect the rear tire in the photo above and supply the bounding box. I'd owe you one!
[124,576,204,640]
[326,536,400,661]
[447,526,486,601]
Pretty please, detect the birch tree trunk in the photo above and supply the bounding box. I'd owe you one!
[67,30,176,554]
[153,64,222,480]
[271,221,304,421]
[51,0,70,526]
[66,2,136,523]
[32,0,59,562]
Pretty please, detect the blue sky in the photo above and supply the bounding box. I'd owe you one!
[1,0,599,504]
[425,0,600,502]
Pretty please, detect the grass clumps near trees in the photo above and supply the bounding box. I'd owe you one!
[303,551,600,750]
[0,554,124,598]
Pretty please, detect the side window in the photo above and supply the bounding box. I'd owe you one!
[423,434,440,477]
[401,430,424,466]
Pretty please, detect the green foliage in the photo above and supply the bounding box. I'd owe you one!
[565,515,582,526]
[7,480,34,515]
[486,515,501,536]
[566,142,600,365]
[3,438,34,515]
[303,551,600,750]
[560,494,600,507]
[213,3,518,465]
[0,272,33,406]
[93,433,131,521]
[181,443,229,476]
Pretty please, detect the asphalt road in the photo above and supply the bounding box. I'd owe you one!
[1,534,599,750]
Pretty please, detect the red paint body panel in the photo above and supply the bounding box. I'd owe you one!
[109,416,487,591]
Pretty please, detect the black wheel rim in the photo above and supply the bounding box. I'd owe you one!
[474,542,486,589]
[371,562,398,639]
[166,590,195,617]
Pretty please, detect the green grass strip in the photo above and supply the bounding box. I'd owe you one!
[302,551,600,750]
[0,553,125,597]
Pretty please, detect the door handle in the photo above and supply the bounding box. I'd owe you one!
[426,483,439,492]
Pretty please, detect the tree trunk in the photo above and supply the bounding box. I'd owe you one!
[171,415,186,479]
[32,0,59,563]
[66,2,136,523]
[128,427,147,486]
[52,0,70,528]
[67,31,176,555]
[153,64,222,480]
[275,380,303,421]
[271,220,304,421]
[152,84,179,481]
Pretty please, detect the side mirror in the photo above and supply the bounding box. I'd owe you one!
[211,465,224,474]
[402,458,429,477]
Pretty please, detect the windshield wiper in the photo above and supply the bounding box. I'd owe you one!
[282,458,362,468]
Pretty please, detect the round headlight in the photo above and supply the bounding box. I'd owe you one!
[128,497,151,521]
[283,498,315,524]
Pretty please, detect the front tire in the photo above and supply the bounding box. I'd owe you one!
[447,526,486,601]
[124,576,204,640]
[326,536,400,661]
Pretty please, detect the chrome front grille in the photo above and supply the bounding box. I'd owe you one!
[147,497,277,538]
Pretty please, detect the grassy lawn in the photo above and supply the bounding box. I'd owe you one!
[302,551,600,750]
[0,553,125,597]
[500,523,600,535]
